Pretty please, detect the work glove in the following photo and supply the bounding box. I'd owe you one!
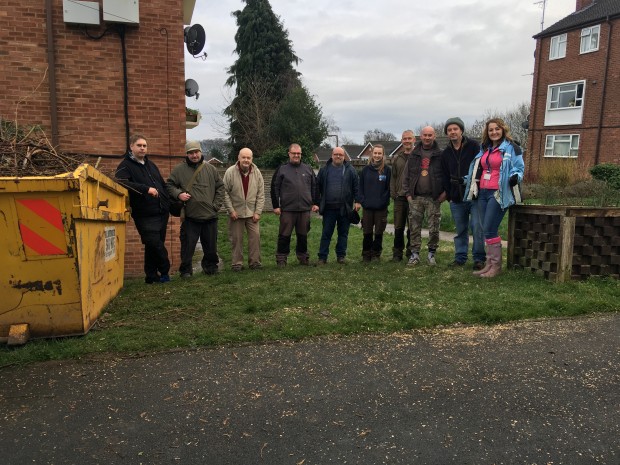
[509,174,519,187]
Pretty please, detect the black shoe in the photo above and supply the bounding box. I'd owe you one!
[449,260,466,267]
[473,261,486,271]
[337,257,346,264]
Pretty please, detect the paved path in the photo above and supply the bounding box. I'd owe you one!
[1,313,618,464]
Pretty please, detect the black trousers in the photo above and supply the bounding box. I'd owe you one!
[133,213,170,282]
[180,217,219,275]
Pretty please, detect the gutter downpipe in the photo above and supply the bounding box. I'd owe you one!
[593,17,612,165]
[46,0,59,148]
[531,37,543,174]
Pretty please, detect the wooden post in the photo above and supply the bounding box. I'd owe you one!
[557,215,576,282]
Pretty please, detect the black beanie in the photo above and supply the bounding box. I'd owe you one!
[444,117,465,134]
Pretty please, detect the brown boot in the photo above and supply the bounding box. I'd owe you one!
[480,242,502,278]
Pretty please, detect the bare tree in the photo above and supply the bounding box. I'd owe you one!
[467,102,530,147]
[224,79,278,156]
[363,128,397,143]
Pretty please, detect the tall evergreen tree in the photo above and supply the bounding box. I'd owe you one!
[225,0,328,157]
[225,0,299,154]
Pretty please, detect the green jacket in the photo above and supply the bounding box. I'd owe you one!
[389,151,411,199]
[166,160,225,221]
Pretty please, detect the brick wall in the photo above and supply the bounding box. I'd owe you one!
[0,0,187,278]
[527,19,620,180]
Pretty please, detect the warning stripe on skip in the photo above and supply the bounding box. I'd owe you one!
[16,198,67,256]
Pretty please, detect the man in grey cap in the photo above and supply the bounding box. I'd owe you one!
[440,117,485,269]
[166,141,225,277]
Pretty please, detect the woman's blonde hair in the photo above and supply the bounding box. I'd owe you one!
[482,118,513,147]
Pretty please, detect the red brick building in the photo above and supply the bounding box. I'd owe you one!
[527,0,620,179]
[0,0,199,276]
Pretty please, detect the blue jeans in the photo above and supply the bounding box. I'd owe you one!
[319,208,350,260]
[449,201,485,263]
[476,189,507,240]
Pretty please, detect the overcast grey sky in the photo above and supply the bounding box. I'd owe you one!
[185,0,576,144]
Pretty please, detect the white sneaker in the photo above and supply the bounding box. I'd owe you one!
[407,254,420,266]
[427,254,436,266]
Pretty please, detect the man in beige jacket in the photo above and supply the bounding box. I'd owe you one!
[223,148,265,271]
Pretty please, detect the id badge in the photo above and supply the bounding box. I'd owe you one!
[483,172,491,180]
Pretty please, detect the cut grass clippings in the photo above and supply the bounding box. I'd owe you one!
[1,213,618,367]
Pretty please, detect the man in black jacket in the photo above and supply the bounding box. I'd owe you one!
[116,134,171,283]
[403,126,446,266]
[271,143,319,266]
[440,117,485,270]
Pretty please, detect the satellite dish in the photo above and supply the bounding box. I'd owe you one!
[185,79,199,99]
[184,24,206,56]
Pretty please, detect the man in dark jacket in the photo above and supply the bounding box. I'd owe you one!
[389,130,415,262]
[115,134,171,284]
[403,126,446,266]
[440,117,485,270]
[316,147,361,264]
[271,143,319,266]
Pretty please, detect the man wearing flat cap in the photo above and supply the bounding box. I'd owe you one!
[440,117,485,270]
[167,141,225,277]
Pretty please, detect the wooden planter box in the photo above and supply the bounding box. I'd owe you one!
[508,205,620,282]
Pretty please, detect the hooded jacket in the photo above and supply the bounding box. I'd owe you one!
[463,139,525,210]
[115,152,170,218]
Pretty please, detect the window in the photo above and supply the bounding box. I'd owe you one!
[545,135,580,158]
[580,25,600,53]
[550,34,567,60]
[548,81,585,110]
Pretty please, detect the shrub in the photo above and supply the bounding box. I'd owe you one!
[538,158,590,187]
[590,163,620,190]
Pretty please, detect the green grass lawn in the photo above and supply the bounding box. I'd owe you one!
[1,212,617,367]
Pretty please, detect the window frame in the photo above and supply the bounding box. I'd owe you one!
[549,33,567,60]
[580,25,600,54]
[544,134,580,158]
[548,81,585,110]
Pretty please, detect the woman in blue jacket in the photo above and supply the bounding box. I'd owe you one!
[464,119,524,278]
[359,145,392,262]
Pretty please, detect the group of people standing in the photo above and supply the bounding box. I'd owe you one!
[116,116,524,284]
[116,137,263,283]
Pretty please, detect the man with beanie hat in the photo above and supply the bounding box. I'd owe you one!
[440,117,485,269]
[166,141,225,277]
